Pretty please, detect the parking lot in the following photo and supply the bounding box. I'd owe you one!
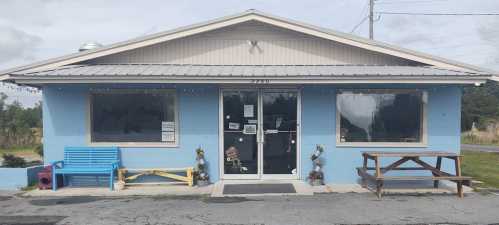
[1,192,499,225]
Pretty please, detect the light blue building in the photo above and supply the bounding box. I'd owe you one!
[0,10,493,185]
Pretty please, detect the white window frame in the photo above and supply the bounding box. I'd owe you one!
[335,89,428,148]
[87,89,179,148]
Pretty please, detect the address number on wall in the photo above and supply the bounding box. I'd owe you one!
[251,79,271,84]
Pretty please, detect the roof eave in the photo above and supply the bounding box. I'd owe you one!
[8,75,490,85]
[489,76,499,82]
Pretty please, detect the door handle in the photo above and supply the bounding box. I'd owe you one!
[264,130,279,134]
[259,126,265,144]
[256,126,264,143]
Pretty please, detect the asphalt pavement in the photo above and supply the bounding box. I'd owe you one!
[1,192,499,225]
[462,144,499,152]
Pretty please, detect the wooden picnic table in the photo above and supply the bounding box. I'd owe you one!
[356,151,472,198]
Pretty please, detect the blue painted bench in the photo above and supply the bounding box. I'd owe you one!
[52,147,119,191]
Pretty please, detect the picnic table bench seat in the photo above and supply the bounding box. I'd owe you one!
[117,167,194,187]
[51,147,119,191]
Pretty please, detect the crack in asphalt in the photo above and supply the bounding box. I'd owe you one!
[28,196,105,206]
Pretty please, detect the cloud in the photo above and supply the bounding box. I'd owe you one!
[0,0,53,27]
[478,18,499,70]
[0,25,42,64]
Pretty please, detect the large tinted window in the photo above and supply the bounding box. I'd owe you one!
[337,90,425,143]
[91,90,176,144]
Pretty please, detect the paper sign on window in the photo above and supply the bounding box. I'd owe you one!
[162,121,175,132]
[243,124,257,134]
[228,122,240,130]
[275,117,283,128]
[162,132,175,142]
[244,105,254,118]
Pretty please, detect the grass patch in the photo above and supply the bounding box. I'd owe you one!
[461,134,499,146]
[462,150,499,189]
[0,147,38,158]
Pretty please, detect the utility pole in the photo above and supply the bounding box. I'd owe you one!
[369,0,374,39]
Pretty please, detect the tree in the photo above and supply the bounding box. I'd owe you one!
[0,92,42,148]
[461,81,499,131]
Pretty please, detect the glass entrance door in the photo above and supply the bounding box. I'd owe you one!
[222,90,259,179]
[222,89,299,180]
[261,91,298,178]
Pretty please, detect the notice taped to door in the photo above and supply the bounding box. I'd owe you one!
[228,122,240,130]
[243,124,257,134]
[244,105,254,118]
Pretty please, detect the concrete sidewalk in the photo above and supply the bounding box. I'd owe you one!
[23,180,472,198]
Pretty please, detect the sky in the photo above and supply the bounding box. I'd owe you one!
[1,0,499,107]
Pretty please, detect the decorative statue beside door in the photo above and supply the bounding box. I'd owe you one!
[195,147,210,186]
[308,145,325,186]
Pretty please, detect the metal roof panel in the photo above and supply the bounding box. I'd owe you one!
[13,64,485,78]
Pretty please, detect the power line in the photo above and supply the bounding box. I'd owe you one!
[349,1,370,33]
[376,11,499,16]
[355,1,370,23]
[351,0,375,39]
[350,16,369,33]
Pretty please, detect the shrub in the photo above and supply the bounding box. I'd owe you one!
[2,154,27,168]
[35,144,43,157]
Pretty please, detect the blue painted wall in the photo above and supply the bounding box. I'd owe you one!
[0,168,29,190]
[43,84,220,182]
[301,85,462,184]
[43,84,461,185]
[0,166,44,190]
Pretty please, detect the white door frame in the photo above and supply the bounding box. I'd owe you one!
[219,87,301,180]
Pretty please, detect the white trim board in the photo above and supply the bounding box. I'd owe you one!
[1,10,496,77]
[11,77,488,85]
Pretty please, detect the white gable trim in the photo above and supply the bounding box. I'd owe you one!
[0,10,495,76]
[490,76,499,82]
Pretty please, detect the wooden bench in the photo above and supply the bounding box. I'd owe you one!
[118,167,194,187]
[51,147,119,191]
[357,151,472,198]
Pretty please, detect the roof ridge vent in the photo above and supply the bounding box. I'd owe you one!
[79,41,103,52]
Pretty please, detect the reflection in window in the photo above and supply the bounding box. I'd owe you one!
[337,90,425,143]
[91,90,176,143]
